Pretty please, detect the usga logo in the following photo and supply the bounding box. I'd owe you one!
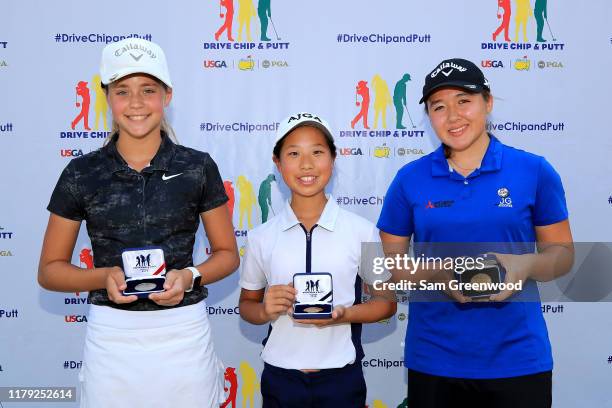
[514,56,531,71]
[497,187,513,208]
[481,60,504,68]
[64,314,88,323]
[61,149,83,157]
[538,61,564,69]
[339,147,364,156]
[0,250,12,256]
[204,60,229,68]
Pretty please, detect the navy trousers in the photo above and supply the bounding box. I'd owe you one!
[261,361,367,408]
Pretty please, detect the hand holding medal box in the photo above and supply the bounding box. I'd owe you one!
[121,247,167,298]
[457,254,503,300]
[292,273,333,319]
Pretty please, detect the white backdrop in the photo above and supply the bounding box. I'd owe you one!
[1,1,611,407]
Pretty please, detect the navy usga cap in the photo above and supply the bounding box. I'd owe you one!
[419,58,490,104]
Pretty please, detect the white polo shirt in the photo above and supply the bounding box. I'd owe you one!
[240,195,389,370]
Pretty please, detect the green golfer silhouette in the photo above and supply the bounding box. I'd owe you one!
[258,0,271,41]
[534,0,548,42]
[393,74,411,129]
[258,174,275,223]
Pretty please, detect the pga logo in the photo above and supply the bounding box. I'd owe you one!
[262,60,289,68]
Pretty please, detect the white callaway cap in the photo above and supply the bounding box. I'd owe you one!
[100,38,172,88]
[275,112,334,144]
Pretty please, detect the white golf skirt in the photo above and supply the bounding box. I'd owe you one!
[80,302,224,408]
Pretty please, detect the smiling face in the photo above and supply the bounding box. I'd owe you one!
[426,87,492,154]
[107,73,172,141]
[273,126,334,200]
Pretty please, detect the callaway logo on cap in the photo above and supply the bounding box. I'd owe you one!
[100,38,172,88]
[275,112,334,144]
[419,58,490,104]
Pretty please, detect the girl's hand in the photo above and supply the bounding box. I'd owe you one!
[105,266,138,304]
[149,269,192,306]
[292,305,347,327]
[263,284,296,321]
[489,253,533,302]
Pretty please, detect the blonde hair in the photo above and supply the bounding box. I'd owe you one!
[102,78,178,146]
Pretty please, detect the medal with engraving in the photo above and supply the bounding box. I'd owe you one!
[121,247,167,298]
[457,255,503,299]
[292,273,333,319]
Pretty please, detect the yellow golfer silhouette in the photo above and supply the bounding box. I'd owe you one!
[514,0,533,42]
[91,74,108,131]
[237,0,257,42]
[372,400,388,408]
[372,74,392,129]
[237,175,257,229]
[238,361,259,408]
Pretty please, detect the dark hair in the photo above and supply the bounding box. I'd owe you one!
[423,90,492,158]
[273,125,337,159]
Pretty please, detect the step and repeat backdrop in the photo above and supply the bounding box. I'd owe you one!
[1,0,611,407]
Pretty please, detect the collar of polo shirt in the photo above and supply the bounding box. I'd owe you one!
[103,131,176,173]
[279,194,340,231]
[431,134,503,178]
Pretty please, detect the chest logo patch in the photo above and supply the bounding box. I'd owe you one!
[497,187,513,208]
[162,173,183,181]
[425,200,455,209]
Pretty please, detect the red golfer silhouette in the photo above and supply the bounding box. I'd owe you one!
[492,0,511,42]
[215,0,235,41]
[221,367,238,408]
[71,81,91,130]
[224,180,235,221]
[351,80,370,129]
[76,248,94,296]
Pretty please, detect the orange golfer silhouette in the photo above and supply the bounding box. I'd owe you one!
[224,180,235,221]
[215,0,235,41]
[72,81,91,130]
[492,0,511,42]
[351,80,370,129]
